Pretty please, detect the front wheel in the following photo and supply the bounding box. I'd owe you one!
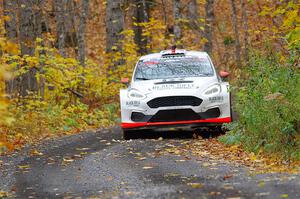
[123,129,137,140]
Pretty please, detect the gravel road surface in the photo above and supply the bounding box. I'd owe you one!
[0,127,299,199]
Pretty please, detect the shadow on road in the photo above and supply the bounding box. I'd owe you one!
[128,129,224,140]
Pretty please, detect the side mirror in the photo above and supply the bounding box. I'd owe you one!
[219,71,230,78]
[121,77,129,85]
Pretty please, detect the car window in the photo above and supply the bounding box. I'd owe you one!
[134,56,214,81]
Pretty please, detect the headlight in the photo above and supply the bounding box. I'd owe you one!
[128,89,146,99]
[203,84,221,96]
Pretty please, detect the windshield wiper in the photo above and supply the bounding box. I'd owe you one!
[136,77,151,80]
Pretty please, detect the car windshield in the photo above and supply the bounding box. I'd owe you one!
[134,56,214,81]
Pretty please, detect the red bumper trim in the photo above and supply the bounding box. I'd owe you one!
[121,117,231,129]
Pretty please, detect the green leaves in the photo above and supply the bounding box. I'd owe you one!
[225,51,300,160]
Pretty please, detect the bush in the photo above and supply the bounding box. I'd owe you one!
[221,50,300,160]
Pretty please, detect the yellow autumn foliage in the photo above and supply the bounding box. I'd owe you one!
[0,30,137,151]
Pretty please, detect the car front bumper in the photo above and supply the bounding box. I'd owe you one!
[120,84,231,130]
[121,116,231,130]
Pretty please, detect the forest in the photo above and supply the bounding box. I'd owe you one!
[0,0,299,161]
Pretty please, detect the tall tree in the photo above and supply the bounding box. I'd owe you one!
[18,0,44,96]
[54,0,66,56]
[3,0,17,42]
[133,0,150,55]
[203,0,215,55]
[3,0,17,95]
[188,0,201,34]
[188,0,204,45]
[173,0,182,47]
[230,0,242,66]
[106,0,125,53]
[241,0,249,62]
[77,0,89,66]
[161,0,168,25]
[65,0,78,52]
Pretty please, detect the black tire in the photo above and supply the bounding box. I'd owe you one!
[216,125,227,134]
[123,129,137,140]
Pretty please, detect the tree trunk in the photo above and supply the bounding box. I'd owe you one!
[77,0,89,66]
[55,0,66,56]
[188,0,202,34]
[3,0,18,95]
[173,0,182,47]
[230,0,242,67]
[3,0,17,41]
[18,0,43,96]
[240,0,249,63]
[203,0,215,55]
[133,0,150,55]
[161,0,168,25]
[62,0,78,54]
[106,0,125,53]
[188,0,204,45]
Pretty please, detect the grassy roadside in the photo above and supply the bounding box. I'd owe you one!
[220,50,300,161]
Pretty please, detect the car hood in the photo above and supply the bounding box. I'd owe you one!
[130,77,218,95]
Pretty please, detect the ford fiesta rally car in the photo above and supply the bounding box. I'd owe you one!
[120,49,232,139]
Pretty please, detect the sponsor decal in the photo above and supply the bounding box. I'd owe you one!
[153,84,195,90]
[209,96,224,103]
[144,61,159,65]
[126,101,140,107]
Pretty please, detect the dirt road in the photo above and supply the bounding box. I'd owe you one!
[0,127,299,198]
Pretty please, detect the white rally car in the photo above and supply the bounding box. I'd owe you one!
[120,49,232,139]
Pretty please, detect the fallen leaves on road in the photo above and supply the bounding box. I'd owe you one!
[142,166,154,170]
[281,194,289,198]
[18,165,30,169]
[223,175,233,180]
[76,147,90,151]
[62,157,76,166]
[136,157,146,161]
[30,149,43,156]
[175,159,186,162]
[162,138,300,174]
[187,182,203,188]
[255,192,270,196]
[0,190,13,198]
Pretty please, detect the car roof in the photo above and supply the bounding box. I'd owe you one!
[139,50,209,61]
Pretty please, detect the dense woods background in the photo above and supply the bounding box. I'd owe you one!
[0,0,299,160]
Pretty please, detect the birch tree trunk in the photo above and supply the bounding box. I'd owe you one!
[106,0,125,53]
[203,0,215,55]
[173,0,182,47]
[77,0,89,66]
[230,0,242,67]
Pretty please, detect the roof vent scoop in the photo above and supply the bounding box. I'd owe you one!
[160,47,186,57]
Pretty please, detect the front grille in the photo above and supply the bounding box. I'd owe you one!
[199,108,220,119]
[149,109,201,122]
[147,96,202,108]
